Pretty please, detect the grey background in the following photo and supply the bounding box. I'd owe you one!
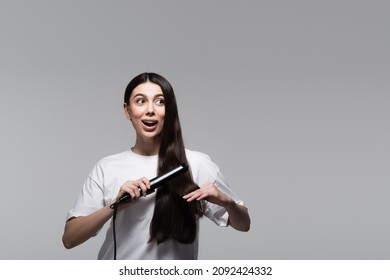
[1,0,389,259]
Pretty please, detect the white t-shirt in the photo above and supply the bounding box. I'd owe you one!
[66,149,243,260]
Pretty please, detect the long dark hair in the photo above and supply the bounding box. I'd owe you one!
[124,72,204,244]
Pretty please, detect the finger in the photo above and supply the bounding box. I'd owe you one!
[119,183,131,196]
[138,177,151,196]
[183,194,196,202]
[118,186,135,201]
[140,177,151,189]
[137,181,148,196]
[132,179,145,196]
[183,189,205,202]
[127,186,140,200]
[182,189,199,199]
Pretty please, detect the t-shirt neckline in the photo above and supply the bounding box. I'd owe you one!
[127,149,159,160]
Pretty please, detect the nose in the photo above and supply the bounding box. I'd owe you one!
[146,102,155,115]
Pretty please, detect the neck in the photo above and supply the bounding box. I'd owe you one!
[132,137,160,156]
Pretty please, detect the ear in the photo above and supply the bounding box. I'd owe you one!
[123,103,131,120]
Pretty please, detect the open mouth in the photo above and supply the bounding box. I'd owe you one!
[142,120,158,127]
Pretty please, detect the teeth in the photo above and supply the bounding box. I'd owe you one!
[142,120,157,127]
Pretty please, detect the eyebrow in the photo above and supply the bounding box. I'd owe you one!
[132,93,164,99]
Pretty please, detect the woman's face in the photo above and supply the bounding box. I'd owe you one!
[124,82,165,140]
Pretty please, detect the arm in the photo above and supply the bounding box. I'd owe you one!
[62,204,113,249]
[183,182,251,232]
[62,177,150,249]
[224,200,251,232]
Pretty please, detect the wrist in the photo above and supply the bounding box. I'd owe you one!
[222,198,236,209]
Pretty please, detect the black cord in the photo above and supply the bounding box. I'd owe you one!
[112,202,119,260]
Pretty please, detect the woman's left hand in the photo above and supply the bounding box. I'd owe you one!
[183,182,234,207]
[184,182,251,232]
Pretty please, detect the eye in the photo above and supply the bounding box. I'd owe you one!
[135,98,146,105]
[155,98,165,106]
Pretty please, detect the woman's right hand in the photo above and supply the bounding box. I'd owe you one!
[115,177,151,202]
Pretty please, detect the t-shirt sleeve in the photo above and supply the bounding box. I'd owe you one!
[192,152,244,227]
[66,163,105,221]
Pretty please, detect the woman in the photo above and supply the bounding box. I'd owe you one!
[62,72,250,259]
